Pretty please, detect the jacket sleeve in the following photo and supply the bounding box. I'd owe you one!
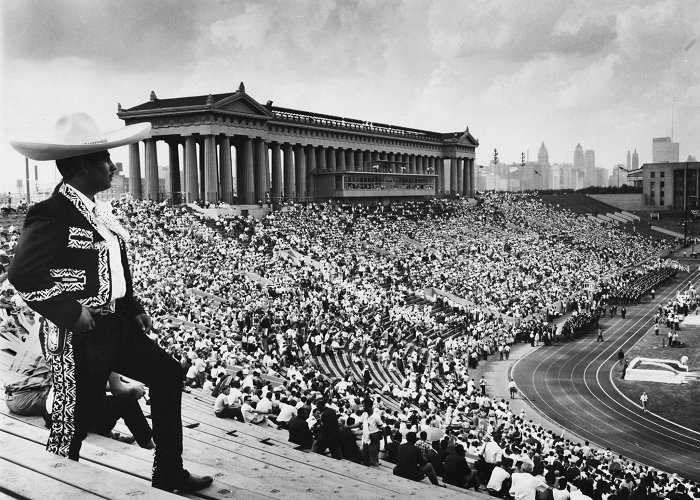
[8,203,82,330]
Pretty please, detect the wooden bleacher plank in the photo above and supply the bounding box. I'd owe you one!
[174,397,469,499]
[0,410,274,500]
[0,427,180,500]
[175,398,441,498]
[0,457,96,499]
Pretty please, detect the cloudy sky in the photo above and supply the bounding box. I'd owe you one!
[1,0,698,195]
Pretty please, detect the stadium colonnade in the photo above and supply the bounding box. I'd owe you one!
[117,83,479,205]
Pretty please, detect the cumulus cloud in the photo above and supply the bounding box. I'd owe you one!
[0,0,698,192]
[1,0,202,71]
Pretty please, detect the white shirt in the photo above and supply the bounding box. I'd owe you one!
[482,440,504,464]
[68,185,126,301]
[276,403,297,423]
[509,472,548,500]
[487,466,510,491]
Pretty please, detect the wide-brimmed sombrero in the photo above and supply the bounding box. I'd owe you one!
[10,112,151,161]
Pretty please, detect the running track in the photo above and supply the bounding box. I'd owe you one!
[513,269,700,482]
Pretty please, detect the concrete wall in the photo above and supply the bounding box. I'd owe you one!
[588,193,645,211]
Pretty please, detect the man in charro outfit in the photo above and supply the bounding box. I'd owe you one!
[8,112,213,493]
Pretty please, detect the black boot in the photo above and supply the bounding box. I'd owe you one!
[152,469,213,493]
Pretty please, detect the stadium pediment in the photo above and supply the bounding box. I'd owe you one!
[213,93,272,118]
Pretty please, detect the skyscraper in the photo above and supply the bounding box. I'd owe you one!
[632,149,639,169]
[584,150,595,170]
[538,142,549,166]
[574,144,584,170]
[537,142,550,189]
[626,150,631,169]
[652,137,679,163]
[584,150,596,187]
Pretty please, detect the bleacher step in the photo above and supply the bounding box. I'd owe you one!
[0,425,180,500]
[0,457,98,499]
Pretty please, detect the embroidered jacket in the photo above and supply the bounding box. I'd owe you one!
[8,183,144,330]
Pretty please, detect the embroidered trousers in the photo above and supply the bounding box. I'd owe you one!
[41,307,183,473]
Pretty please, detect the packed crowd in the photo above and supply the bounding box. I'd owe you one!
[2,192,696,498]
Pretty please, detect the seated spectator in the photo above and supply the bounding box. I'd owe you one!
[311,399,343,460]
[443,443,481,491]
[275,397,297,430]
[384,431,402,464]
[338,416,362,463]
[487,457,513,498]
[288,406,313,449]
[393,431,444,487]
[213,386,244,422]
[510,462,549,500]
[241,395,269,425]
[4,332,52,416]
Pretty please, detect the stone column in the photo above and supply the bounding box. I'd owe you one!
[305,145,316,199]
[388,153,395,172]
[294,144,306,201]
[254,138,268,203]
[449,158,458,195]
[235,138,244,203]
[144,138,158,201]
[271,142,282,201]
[326,147,336,172]
[129,143,143,200]
[198,139,206,201]
[346,149,354,170]
[436,158,444,195]
[316,146,326,171]
[354,150,363,171]
[408,155,415,175]
[168,140,181,204]
[463,159,470,197]
[372,152,380,173]
[336,148,345,171]
[283,143,295,199]
[469,159,476,197]
[380,152,388,167]
[219,136,233,204]
[401,154,409,174]
[362,151,372,171]
[184,136,198,204]
[242,137,254,204]
[203,135,218,203]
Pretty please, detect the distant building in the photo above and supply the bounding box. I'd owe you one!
[596,167,609,187]
[584,149,595,187]
[574,144,584,170]
[652,137,679,163]
[626,150,631,170]
[632,149,639,169]
[537,142,549,166]
[642,161,700,209]
[537,142,551,189]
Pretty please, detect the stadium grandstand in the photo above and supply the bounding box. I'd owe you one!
[2,192,699,499]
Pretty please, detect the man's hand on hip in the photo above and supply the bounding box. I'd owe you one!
[72,305,96,332]
[134,313,152,334]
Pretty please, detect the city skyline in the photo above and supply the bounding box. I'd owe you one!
[1,0,698,195]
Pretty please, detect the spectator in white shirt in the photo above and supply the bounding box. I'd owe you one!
[509,462,549,500]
